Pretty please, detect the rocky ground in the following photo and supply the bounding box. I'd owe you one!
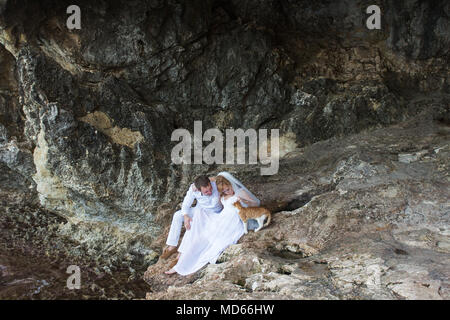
[0,164,151,299]
[144,112,450,299]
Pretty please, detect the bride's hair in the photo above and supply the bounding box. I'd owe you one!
[215,175,233,197]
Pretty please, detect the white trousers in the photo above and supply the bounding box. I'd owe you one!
[166,209,193,247]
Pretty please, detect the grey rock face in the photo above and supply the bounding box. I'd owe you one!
[0,0,448,281]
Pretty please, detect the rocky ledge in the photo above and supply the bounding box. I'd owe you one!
[144,112,449,299]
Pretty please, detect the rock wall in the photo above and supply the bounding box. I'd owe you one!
[0,0,448,268]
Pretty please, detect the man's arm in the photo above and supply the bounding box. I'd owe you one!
[180,184,197,230]
[180,184,196,216]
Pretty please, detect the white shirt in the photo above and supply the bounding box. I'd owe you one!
[180,181,223,216]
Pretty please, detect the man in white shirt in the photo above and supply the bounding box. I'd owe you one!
[160,175,223,260]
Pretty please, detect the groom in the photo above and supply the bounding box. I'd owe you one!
[160,175,223,260]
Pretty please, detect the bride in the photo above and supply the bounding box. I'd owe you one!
[165,171,260,276]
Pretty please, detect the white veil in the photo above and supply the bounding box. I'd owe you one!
[217,171,260,207]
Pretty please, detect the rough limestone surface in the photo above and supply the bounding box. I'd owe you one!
[0,0,449,298]
[145,114,450,299]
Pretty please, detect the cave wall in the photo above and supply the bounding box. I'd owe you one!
[0,0,448,252]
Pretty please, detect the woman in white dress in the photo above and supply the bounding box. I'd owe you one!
[165,172,260,276]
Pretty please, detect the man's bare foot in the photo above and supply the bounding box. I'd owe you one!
[160,246,177,260]
[164,268,177,275]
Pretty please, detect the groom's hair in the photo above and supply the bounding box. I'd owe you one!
[194,175,211,190]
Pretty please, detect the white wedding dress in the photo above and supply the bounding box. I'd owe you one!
[173,194,244,276]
